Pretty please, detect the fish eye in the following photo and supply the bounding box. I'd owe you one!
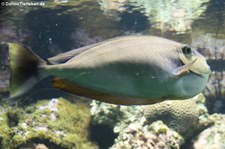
[182,46,192,55]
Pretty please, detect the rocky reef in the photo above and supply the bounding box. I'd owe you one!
[90,100,144,133]
[193,114,225,149]
[90,93,223,148]
[111,121,184,149]
[0,98,98,149]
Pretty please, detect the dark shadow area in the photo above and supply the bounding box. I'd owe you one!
[192,0,225,34]
[0,0,8,24]
[90,124,118,149]
[7,111,19,127]
[119,5,149,32]
[207,60,225,72]
[0,137,2,149]
[205,94,225,114]
[23,7,80,59]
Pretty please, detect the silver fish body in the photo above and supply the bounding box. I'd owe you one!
[44,36,210,100]
[0,35,211,104]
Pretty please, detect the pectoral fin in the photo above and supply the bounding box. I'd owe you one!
[52,77,162,105]
[173,58,197,77]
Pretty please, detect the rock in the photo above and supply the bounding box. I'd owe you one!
[36,144,49,149]
[110,121,184,149]
[90,94,212,148]
[193,114,225,149]
[90,101,145,133]
[91,94,205,135]
[0,98,99,149]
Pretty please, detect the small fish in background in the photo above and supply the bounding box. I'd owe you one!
[0,36,211,105]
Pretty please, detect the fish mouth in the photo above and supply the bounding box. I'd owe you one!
[189,70,204,77]
[179,59,204,77]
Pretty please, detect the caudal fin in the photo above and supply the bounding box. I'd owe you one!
[0,42,46,99]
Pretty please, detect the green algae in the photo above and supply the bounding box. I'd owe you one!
[0,98,98,149]
[0,106,14,148]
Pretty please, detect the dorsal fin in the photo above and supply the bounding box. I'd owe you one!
[52,77,162,105]
[47,36,137,64]
[48,43,101,64]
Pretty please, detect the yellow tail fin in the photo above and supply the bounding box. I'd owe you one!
[0,42,46,99]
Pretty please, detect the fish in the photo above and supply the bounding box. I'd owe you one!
[0,35,211,105]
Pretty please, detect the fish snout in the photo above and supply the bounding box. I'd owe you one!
[205,65,211,74]
[191,57,211,76]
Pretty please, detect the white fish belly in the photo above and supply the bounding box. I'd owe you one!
[171,72,209,98]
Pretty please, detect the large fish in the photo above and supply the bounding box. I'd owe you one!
[0,36,211,105]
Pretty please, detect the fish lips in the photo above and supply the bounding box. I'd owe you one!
[190,58,211,76]
[179,58,211,77]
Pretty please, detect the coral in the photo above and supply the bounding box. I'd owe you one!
[179,94,213,140]
[90,94,210,148]
[143,97,199,134]
[0,98,98,149]
[195,94,209,119]
[91,94,203,134]
[110,121,184,149]
[193,114,225,149]
[90,101,145,133]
